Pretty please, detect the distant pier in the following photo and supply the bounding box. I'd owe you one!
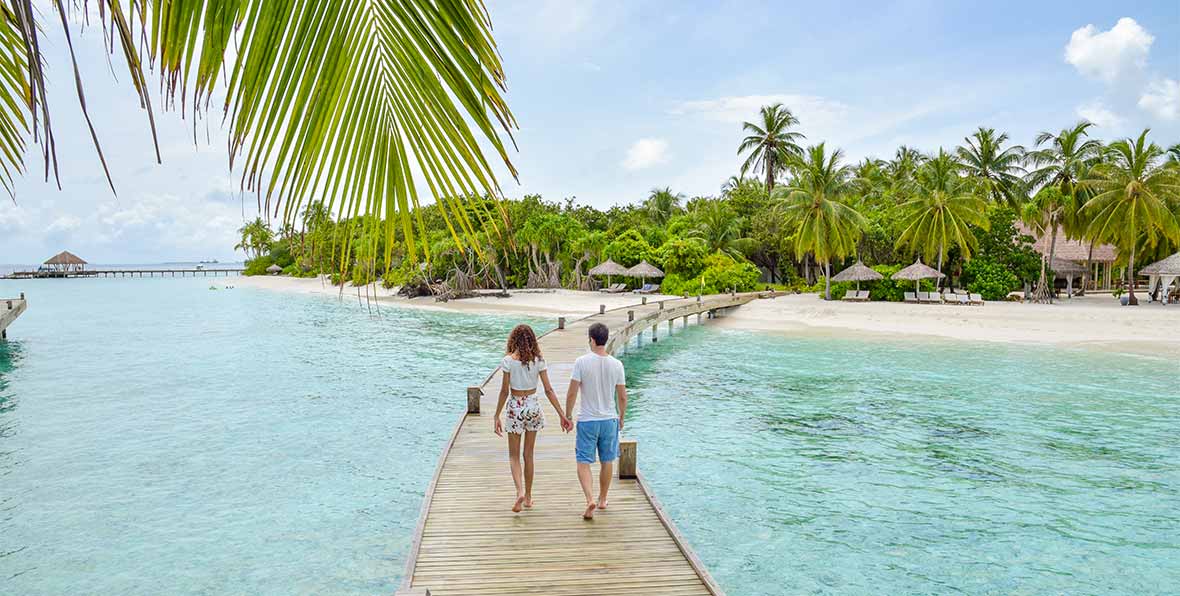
[2,268,243,279]
[1,294,26,339]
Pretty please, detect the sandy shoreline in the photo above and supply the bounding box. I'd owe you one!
[235,275,1179,356]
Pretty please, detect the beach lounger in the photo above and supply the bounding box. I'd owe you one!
[956,293,970,305]
[904,292,919,303]
[633,283,660,294]
[969,293,985,305]
[860,291,871,301]
[842,290,866,301]
[598,283,626,293]
[919,291,941,304]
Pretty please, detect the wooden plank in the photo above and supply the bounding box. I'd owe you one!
[399,293,765,595]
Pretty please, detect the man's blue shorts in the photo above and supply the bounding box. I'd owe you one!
[575,419,619,464]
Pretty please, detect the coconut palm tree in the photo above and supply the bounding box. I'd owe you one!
[882,146,926,202]
[957,127,1026,205]
[1082,130,1180,305]
[1022,187,1073,303]
[774,143,867,300]
[644,187,685,226]
[737,103,804,193]
[688,199,745,257]
[1169,143,1180,165]
[236,218,274,260]
[1,1,516,266]
[1025,122,1104,199]
[894,150,989,284]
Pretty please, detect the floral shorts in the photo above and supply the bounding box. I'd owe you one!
[505,394,545,434]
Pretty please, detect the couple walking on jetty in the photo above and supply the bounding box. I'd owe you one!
[493,322,626,520]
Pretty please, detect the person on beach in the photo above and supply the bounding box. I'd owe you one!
[564,322,627,520]
[494,324,571,513]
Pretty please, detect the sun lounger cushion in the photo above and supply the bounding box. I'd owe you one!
[904,292,918,303]
[969,293,984,305]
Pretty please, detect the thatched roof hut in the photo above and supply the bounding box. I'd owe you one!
[626,260,664,279]
[831,260,883,291]
[1015,223,1118,263]
[44,251,87,272]
[1050,258,1086,276]
[1140,251,1180,302]
[266,264,282,275]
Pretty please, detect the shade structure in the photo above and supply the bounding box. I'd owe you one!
[830,260,883,292]
[43,250,87,272]
[1140,251,1180,303]
[588,258,628,287]
[266,264,282,274]
[1049,258,1086,276]
[625,260,664,279]
[893,259,945,293]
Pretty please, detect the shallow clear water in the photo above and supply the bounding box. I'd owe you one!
[622,326,1180,595]
[0,278,542,595]
[3,281,1177,595]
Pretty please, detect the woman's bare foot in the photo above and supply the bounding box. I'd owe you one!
[582,502,597,520]
[512,496,526,513]
[597,499,609,510]
[523,497,534,509]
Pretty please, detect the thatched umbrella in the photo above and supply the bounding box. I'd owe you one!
[588,259,628,287]
[626,260,665,287]
[266,264,282,275]
[830,260,882,292]
[893,259,945,293]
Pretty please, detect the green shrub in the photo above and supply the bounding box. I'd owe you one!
[866,264,906,301]
[243,255,276,276]
[662,253,760,295]
[603,229,656,267]
[964,258,1019,300]
[805,276,852,300]
[658,238,707,278]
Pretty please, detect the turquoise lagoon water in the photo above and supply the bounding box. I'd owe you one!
[0,278,544,594]
[622,326,1179,595]
[2,279,1177,595]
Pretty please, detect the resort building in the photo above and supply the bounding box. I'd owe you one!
[42,251,88,275]
[1015,224,1118,291]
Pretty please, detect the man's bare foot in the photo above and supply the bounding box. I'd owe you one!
[582,502,597,520]
[523,497,534,509]
[512,496,526,513]
[597,499,609,510]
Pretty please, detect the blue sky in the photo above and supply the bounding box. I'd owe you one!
[1,1,1177,264]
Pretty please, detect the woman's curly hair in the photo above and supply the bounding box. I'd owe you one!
[506,324,543,366]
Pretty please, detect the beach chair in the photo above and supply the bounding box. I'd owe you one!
[919,291,940,304]
[633,283,660,294]
[904,292,919,303]
[842,290,865,301]
[969,293,985,305]
[955,293,970,305]
[598,283,625,293]
[860,291,871,301]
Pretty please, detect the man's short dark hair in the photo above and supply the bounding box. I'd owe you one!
[588,322,609,347]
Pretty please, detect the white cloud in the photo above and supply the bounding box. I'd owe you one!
[47,215,82,234]
[0,204,31,234]
[621,138,670,171]
[1075,99,1124,128]
[1064,17,1153,83]
[1138,78,1179,121]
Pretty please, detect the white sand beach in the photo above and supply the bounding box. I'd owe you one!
[236,276,1179,354]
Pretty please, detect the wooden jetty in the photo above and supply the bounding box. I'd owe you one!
[1,294,27,339]
[2,268,243,279]
[398,291,769,596]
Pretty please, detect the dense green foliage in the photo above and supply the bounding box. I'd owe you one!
[235,108,1178,306]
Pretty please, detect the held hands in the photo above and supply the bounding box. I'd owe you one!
[494,417,504,436]
[559,414,574,433]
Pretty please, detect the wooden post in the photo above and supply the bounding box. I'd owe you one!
[618,439,637,479]
[651,324,657,342]
[641,296,647,305]
[627,310,634,322]
[19,292,24,300]
[557,316,566,330]
[599,304,605,315]
[696,295,701,303]
[658,301,664,310]
[466,387,482,414]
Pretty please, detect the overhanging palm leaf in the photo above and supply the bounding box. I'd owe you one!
[0,0,518,270]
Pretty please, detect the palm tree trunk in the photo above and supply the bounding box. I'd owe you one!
[1080,240,1095,296]
[936,242,944,290]
[765,155,775,193]
[823,262,831,300]
[1126,246,1138,306]
[1046,224,1059,304]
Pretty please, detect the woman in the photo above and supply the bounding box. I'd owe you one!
[494,324,570,512]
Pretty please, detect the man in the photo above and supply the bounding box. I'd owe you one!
[564,322,627,520]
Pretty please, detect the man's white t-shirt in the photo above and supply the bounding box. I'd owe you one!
[571,352,625,421]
